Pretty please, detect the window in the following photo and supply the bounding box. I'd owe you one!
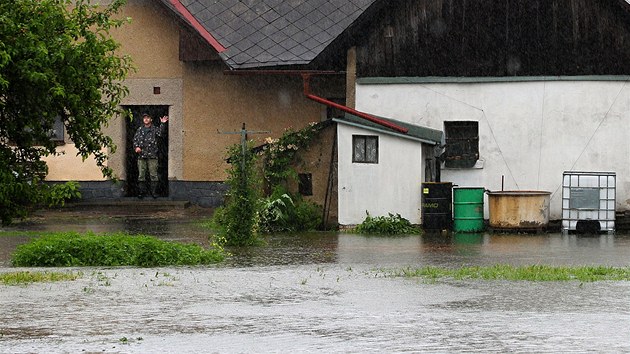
[49,115,65,143]
[444,121,479,168]
[352,135,378,163]
[298,173,313,196]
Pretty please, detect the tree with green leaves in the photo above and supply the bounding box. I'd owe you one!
[0,0,133,224]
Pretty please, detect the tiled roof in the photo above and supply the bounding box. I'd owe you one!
[160,0,377,69]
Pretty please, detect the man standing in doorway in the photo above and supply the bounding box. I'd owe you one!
[133,113,168,199]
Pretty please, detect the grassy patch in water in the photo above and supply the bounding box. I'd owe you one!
[351,213,421,235]
[0,271,81,285]
[389,265,630,282]
[11,231,226,267]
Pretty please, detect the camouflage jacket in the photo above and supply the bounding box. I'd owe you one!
[133,124,166,159]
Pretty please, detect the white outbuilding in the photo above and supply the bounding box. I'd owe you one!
[334,113,443,226]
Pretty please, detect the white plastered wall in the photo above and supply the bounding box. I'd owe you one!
[355,79,630,219]
[337,123,425,225]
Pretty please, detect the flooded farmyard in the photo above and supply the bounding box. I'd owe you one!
[1,210,629,353]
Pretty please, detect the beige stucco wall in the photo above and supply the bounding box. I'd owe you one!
[45,0,344,211]
[46,0,184,181]
[43,145,106,180]
[181,63,335,181]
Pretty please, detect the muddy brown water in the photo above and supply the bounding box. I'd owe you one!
[1,212,630,353]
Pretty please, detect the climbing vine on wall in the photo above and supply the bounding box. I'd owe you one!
[261,121,322,189]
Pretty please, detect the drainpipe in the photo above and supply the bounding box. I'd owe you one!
[301,74,408,134]
[223,70,408,134]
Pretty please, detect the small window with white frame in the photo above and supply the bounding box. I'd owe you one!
[352,135,378,164]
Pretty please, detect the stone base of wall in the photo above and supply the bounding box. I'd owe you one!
[47,180,228,208]
[169,181,229,207]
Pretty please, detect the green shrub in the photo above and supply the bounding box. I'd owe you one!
[257,187,322,233]
[353,212,421,235]
[293,199,322,231]
[45,181,82,207]
[258,192,294,233]
[11,232,225,267]
[219,143,262,246]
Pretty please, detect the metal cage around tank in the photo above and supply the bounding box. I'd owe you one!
[561,171,615,233]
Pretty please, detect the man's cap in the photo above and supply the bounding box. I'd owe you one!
[142,113,151,118]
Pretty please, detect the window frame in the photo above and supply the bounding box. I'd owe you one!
[443,121,479,168]
[49,115,65,145]
[352,135,379,164]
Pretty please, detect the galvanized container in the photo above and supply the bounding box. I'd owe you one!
[487,191,551,230]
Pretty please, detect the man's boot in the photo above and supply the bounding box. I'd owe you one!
[137,182,146,199]
[149,181,158,199]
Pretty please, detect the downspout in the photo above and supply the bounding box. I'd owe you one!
[224,70,409,134]
[301,74,408,134]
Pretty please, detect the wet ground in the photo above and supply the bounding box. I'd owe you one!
[1,208,630,353]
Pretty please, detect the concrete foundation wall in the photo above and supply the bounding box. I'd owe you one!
[69,180,227,208]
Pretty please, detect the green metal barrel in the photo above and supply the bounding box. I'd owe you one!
[453,187,485,232]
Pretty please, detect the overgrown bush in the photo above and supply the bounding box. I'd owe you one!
[293,198,322,231]
[11,232,226,267]
[46,181,82,207]
[0,169,82,225]
[216,143,262,246]
[212,123,325,243]
[353,212,421,235]
[257,187,322,233]
[261,122,321,187]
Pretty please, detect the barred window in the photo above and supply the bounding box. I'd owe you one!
[352,135,378,164]
[444,121,479,168]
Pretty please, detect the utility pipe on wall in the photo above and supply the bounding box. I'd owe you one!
[223,70,409,134]
[301,74,408,134]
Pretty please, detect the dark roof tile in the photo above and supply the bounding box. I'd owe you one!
[261,10,280,23]
[257,38,277,51]
[161,0,377,69]
[233,37,256,52]
[289,44,310,57]
[282,24,301,37]
[279,37,299,51]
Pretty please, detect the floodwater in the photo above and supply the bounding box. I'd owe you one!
[1,213,630,353]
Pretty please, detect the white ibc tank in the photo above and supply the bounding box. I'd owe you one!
[561,171,615,233]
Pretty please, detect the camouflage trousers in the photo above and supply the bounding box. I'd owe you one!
[137,158,158,182]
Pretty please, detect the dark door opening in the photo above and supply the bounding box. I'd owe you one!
[124,105,169,197]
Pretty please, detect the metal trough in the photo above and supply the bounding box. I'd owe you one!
[487,191,551,230]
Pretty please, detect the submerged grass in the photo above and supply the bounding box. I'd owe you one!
[0,271,81,285]
[11,231,226,267]
[389,264,630,282]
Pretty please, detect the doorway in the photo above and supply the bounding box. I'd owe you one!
[124,105,170,197]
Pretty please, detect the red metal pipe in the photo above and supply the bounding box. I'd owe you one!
[304,94,408,133]
[301,74,408,134]
[223,70,409,134]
